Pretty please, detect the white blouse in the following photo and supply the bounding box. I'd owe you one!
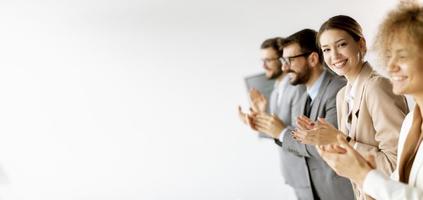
[362,110,423,199]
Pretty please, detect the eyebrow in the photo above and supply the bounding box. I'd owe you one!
[321,39,346,48]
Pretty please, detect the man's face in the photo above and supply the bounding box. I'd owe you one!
[282,43,312,85]
[260,48,282,79]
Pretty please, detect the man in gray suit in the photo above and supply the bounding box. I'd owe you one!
[239,37,304,129]
[253,29,354,200]
[238,37,306,198]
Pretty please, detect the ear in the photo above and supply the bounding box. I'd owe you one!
[307,52,320,68]
[358,38,367,57]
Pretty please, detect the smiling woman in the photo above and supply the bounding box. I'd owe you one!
[293,15,410,200]
[0,0,408,199]
[317,4,423,200]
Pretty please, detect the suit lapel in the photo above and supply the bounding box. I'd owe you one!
[409,144,423,185]
[309,71,331,120]
[349,63,373,139]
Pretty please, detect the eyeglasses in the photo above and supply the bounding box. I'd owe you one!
[280,52,312,66]
[261,57,280,64]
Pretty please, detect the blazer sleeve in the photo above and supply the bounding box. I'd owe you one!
[280,125,312,157]
[281,79,341,158]
[353,77,408,175]
[362,170,423,200]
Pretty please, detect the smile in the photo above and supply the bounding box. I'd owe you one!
[391,76,407,81]
[332,59,348,68]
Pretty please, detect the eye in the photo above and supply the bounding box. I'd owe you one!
[398,54,407,59]
[338,42,347,48]
[322,48,330,53]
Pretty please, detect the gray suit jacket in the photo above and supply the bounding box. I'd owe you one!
[269,76,312,199]
[278,70,354,200]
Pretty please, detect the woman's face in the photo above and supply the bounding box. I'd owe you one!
[386,34,423,96]
[319,29,365,79]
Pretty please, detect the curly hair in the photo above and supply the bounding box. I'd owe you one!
[374,3,423,65]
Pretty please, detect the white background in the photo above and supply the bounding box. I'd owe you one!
[0,0,411,199]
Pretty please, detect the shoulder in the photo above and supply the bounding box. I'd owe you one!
[285,81,306,97]
[365,72,393,92]
[326,72,347,94]
[362,73,398,103]
[336,86,347,101]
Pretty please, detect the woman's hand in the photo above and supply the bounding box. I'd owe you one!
[292,118,343,145]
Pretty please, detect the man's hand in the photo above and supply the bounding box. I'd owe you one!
[249,88,267,113]
[238,106,257,131]
[253,112,286,138]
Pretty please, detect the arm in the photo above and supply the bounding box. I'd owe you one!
[319,133,423,200]
[283,82,341,157]
[281,125,312,157]
[282,92,340,158]
[363,170,423,200]
[355,77,408,174]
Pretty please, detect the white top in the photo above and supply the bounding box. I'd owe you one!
[362,109,423,199]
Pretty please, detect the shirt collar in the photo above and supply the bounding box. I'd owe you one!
[307,69,326,102]
[346,76,359,103]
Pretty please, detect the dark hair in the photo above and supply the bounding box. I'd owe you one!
[260,37,284,57]
[283,29,323,63]
[374,4,423,65]
[317,15,365,50]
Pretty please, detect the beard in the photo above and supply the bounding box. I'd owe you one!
[268,68,283,80]
[287,65,311,85]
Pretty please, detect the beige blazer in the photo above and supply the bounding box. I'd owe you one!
[336,63,409,199]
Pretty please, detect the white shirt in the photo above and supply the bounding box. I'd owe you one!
[362,110,423,199]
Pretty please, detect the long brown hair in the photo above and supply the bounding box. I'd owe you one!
[317,15,366,55]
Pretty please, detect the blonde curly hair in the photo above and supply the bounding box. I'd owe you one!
[374,3,423,65]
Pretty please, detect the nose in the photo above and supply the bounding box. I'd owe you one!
[331,48,341,60]
[386,56,399,73]
[281,61,289,72]
[262,61,267,68]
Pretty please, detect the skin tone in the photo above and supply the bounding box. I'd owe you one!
[321,29,366,82]
[252,42,324,139]
[238,89,267,130]
[261,48,284,80]
[283,43,323,88]
[238,47,283,128]
[294,117,343,145]
[317,135,375,186]
[292,29,366,145]
[318,32,423,187]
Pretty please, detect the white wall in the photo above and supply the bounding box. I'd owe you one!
[0,0,406,199]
